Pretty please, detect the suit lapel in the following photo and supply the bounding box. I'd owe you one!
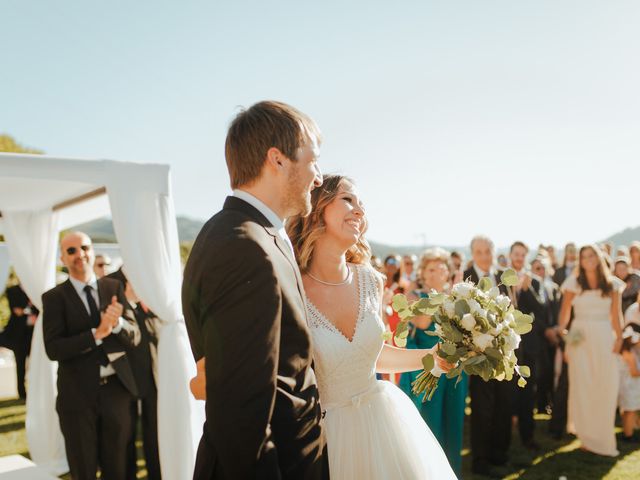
[224,196,306,297]
[63,280,92,327]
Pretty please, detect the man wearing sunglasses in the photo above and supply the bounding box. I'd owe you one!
[42,232,141,480]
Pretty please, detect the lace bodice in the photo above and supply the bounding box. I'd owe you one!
[306,263,385,408]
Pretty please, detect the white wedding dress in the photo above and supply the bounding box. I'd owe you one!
[306,263,457,479]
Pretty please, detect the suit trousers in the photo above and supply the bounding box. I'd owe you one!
[58,375,136,480]
[127,385,162,480]
[470,376,512,469]
[549,359,569,436]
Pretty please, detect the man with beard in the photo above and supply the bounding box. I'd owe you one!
[182,101,328,479]
[508,241,546,450]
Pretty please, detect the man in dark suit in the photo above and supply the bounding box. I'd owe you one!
[508,241,547,450]
[4,282,37,399]
[107,267,162,480]
[182,101,327,479]
[464,235,513,478]
[43,232,140,480]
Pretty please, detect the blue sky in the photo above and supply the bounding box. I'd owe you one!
[2,1,639,248]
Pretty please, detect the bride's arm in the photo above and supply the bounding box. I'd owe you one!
[376,343,444,374]
[373,273,451,374]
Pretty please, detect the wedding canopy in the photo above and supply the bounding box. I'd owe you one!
[0,153,204,479]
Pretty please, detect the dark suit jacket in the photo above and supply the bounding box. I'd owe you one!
[182,196,325,480]
[4,285,37,352]
[463,267,509,296]
[128,303,158,399]
[42,277,140,411]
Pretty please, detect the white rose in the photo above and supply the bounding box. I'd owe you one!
[468,298,481,314]
[504,328,521,352]
[488,286,500,299]
[497,295,511,310]
[477,308,488,319]
[453,282,474,299]
[460,313,476,331]
[504,313,515,326]
[443,299,456,317]
[472,332,494,351]
[489,322,504,335]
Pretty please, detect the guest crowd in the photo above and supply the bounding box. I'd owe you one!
[374,238,640,478]
[2,235,640,479]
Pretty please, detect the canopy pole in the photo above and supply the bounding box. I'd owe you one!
[0,186,107,218]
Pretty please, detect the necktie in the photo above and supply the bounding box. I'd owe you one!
[84,285,100,328]
[84,285,109,367]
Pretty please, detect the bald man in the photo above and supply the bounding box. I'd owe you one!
[43,232,141,480]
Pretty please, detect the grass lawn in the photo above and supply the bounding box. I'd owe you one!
[1,397,639,479]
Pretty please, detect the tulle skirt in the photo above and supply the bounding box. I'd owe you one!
[323,380,458,479]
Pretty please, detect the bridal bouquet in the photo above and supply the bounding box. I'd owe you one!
[389,269,532,402]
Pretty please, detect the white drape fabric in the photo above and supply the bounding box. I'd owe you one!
[104,163,204,480]
[2,208,68,475]
[0,245,10,296]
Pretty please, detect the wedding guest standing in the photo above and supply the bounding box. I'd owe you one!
[618,323,640,442]
[398,248,467,476]
[558,244,623,456]
[630,241,640,273]
[509,241,545,450]
[465,235,512,477]
[613,257,640,315]
[5,282,37,399]
[43,232,141,480]
[553,243,577,287]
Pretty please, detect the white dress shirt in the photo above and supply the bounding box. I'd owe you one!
[69,274,123,377]
[233,189,295,255]
[473,264,498,287]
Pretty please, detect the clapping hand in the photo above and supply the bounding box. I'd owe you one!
[190,358,207,400]
[101,296,123,328]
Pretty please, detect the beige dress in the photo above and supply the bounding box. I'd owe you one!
[561,275,623,456]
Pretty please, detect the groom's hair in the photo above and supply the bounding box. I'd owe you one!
[225,100,322,189]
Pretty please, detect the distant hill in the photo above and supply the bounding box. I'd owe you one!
[73,217,640,253]
[603,226,640,247]
[73,216,206,243]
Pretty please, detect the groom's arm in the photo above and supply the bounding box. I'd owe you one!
[200,237,282,478]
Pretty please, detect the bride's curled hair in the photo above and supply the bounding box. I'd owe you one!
[286,174,371,271]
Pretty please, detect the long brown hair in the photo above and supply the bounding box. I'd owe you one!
[286,174,371,271]
[577,244,614,297]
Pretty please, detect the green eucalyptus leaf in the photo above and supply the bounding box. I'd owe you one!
[484,347,502,360]
[397,328,410,340]
[428,292,446,305]
[425,330,440,337]
[441,342,456,355]
[464,354,487,366]
[518,365,531,378]
[514,323,533,335]
[392,294,408,312]
[395,336,407,348]
[381,331,393,341]
[478,277,492,292]
[455,299,471,317]
[422,353,435,372]
[518,377,527,388]
[501,269,518,287]
[398,309,414,320]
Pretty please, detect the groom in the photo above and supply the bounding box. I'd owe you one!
[182,101,327,479]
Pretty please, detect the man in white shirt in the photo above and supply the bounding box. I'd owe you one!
[43,232,140,480]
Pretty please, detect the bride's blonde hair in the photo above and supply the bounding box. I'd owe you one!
[286,174,371,272]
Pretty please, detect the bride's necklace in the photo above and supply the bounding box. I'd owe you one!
[307,264,352,286]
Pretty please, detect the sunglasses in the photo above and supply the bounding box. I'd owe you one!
[96,262,108,268]
[66,245,91,255]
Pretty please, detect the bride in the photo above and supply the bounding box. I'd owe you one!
[286,174,457,479]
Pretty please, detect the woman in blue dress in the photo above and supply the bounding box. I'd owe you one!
[399,247,467,476]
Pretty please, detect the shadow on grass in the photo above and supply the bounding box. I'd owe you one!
[0,399,25,409]
[0,421,24,435]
